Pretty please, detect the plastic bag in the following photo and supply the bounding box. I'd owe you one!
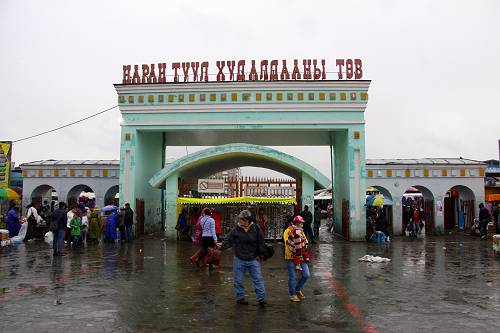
[44,231,54,244]
[11,222,28,243]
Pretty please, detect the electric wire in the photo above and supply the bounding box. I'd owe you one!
[12,105,119,143]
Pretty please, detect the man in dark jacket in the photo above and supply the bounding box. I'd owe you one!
[124,203,134,242]
[300,205,314,243]
[217,209,266,306]
[313,203,321,240]
[493,203,500,234]
[478,203,491,239]
[51,202,67,256]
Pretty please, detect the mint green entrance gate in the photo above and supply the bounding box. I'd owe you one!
[116,80,370,240]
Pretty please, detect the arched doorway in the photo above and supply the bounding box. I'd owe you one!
[444,185,476,232]
[67,184,95,208]
[104,185,119,206]
[30,184,58,210]
[402,185,434,236]
[150,143,332,238]
[366,185,394,237]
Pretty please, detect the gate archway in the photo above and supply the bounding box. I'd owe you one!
[67,184,95,208]
[366,185,394,236]
[402,185,435,236]
[444,185,476,232]
[150,143,331,236]
[30,184,58,209]
[117,80,371,239]
[104,185,119,206]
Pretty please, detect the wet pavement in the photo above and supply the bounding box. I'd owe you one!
[1,228,500,333]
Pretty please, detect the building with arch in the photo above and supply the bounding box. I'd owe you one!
[366,158,486,235]
[20,160,120,212]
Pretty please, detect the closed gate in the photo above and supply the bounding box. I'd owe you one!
[135,198,144,237]
[342,199,350,240]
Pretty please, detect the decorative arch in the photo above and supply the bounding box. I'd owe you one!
[402,185,435,235]
[367,185,393,202]
[67,184,95,207]
[30,184,58,206]
[104,185,119,206]
[446,185,476,201]
[444,184,476,231]
[149,143,331,190]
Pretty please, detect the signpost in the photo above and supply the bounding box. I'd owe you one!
[198,179,225,194]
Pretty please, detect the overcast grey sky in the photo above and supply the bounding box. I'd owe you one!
[1,0,498,178]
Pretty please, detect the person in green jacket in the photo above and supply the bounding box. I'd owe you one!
[70,210,82,247]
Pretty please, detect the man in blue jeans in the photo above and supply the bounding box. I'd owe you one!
[51,202,67,256]
[123,203,134,242]
[217,209,267,306]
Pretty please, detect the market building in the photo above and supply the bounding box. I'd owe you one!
[365,158,486,235]
[20,160,120,211]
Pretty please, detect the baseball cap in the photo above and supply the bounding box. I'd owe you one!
[292,215,305,224]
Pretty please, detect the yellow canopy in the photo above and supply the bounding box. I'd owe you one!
[177,196,296,205]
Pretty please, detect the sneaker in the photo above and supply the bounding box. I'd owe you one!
[290,295,301,302]
[236,299,249,305]
[296,291,305,300]
[258,300,267,307]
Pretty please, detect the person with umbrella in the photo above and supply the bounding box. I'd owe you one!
[6,201,21,237]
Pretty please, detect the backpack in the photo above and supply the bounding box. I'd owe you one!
[255,224,274,261]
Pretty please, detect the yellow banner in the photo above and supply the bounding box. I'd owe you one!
[0,142,12,189]
[177,196,296,205]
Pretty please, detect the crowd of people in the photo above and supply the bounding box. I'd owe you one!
[5,199,134,256]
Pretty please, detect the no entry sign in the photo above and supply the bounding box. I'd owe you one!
[197,179,225,194]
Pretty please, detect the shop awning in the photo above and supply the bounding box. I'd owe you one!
[486,193,500,202]
[177,196,296,205]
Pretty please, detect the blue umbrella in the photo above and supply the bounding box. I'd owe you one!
[101,205,118,212]
[365,195,376,207]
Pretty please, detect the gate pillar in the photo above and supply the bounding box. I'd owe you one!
[119,128,164,233]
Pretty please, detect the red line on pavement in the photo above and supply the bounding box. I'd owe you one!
[317,268,379,333]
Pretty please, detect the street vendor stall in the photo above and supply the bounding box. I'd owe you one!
[0,188,21,229]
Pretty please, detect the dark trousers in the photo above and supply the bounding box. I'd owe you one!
[52,229,59,254]
[199,236,215,260]
[125,224,133,241]
[24,220,36,241]
[479,219,488,237]
[304,222,314,241]
[314,222,320,239]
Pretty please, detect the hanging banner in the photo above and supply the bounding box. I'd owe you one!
[0,142,12,188]
[177,196,297,205]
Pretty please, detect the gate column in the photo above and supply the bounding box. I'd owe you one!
[301,173,315,216]
[165,172,179,238]
[331,128,366,241]
[119,128,164,233]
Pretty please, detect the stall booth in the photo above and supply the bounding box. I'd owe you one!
[176,196,296,240]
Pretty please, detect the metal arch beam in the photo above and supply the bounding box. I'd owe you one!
[149,143,331,190]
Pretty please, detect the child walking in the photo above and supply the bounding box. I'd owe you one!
[70,210,82,248]
[286,216,310,271]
